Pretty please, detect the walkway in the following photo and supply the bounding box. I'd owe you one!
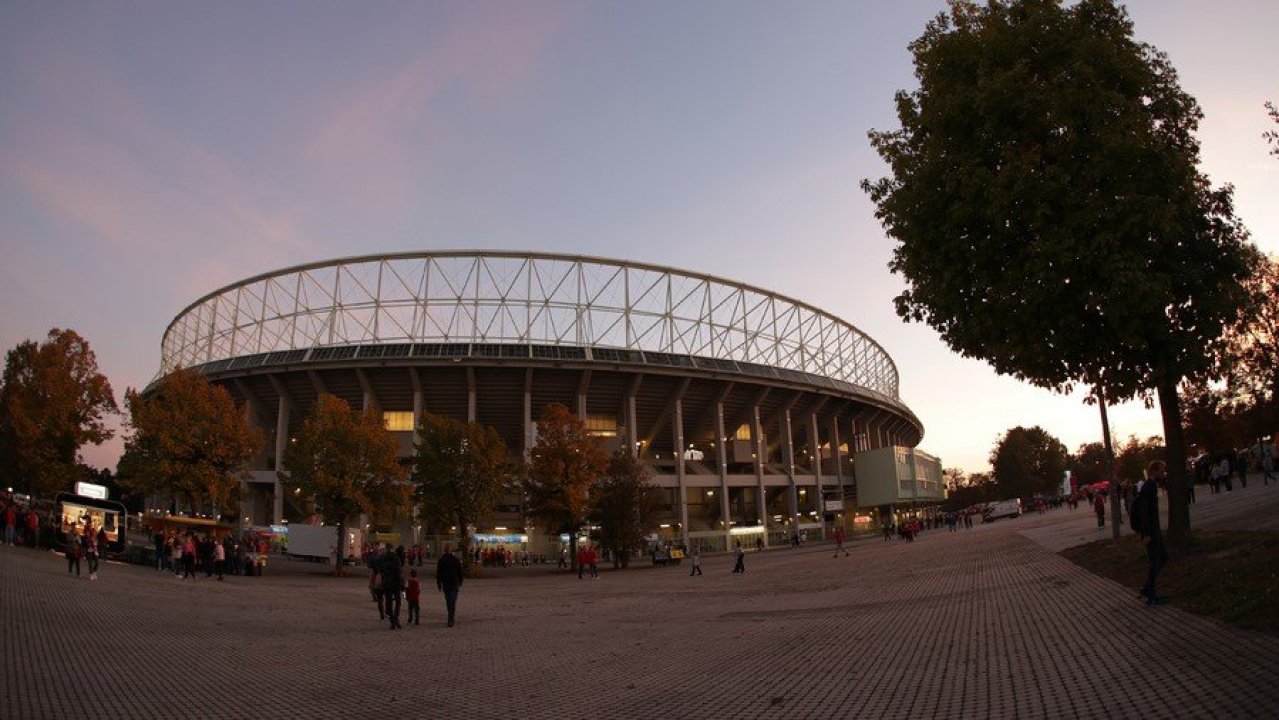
[3,479,1278,718]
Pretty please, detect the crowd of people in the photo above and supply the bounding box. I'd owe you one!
[150,531,264,580]
[1,497,42,549]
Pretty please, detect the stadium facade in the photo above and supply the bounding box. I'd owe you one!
[157,251,926,553]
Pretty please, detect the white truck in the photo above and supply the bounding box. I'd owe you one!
[983,498,1023,522]
[285,525,364,563]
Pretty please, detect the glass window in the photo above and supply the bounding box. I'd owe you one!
[735,424,752,440]
[383,411,414,432]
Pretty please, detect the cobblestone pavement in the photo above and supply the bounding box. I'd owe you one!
[3,480,1278,719]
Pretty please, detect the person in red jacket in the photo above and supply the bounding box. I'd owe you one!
[3,504,15,546]
[26,508,40,548]
[406,569,421,625]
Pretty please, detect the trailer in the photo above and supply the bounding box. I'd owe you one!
[285,524,364,564]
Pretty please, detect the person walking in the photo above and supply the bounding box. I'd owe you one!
[65,533,82,577]
[85,532,100,581]
[688,550,703,576]
[1132,461,1170,606]
[25,508,40,549]
[182,535,197,579]
[587,545,599,579]
[406,569,421,626]
[214,539,226,581]
[436,544,464,627]
[731,541,746,574]
[1093,493,1105,529]
[833,527,849,558]
[369,561,385,621]
[3,503,14,545]
[381,546,403,630]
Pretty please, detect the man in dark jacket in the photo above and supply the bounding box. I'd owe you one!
[380,545,403,629]
[436,544,464,627]
[1132,461,1169,605]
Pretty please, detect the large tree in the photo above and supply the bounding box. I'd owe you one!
[1216,253,1279,439]
[283,394,409,575]
[523,403,609,572]
[1068,442,1110,488]
[412,413,513,572]
[990,426,1068,500]
[1115,435,1166,483]
[0,328,117,498]
[590,449,663,569]
[118,369,263,520]
[864,0,1254,544]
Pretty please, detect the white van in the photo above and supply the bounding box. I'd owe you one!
[983,498,1022,522]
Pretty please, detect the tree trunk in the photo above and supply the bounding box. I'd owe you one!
[1097,390,1121,541]
[1157,375,1191,546]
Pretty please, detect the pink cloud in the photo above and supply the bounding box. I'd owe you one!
[307,7,569,210]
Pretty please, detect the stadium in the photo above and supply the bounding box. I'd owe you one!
[157,251,931,554]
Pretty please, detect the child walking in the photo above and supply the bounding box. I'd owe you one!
[406,569,422,625]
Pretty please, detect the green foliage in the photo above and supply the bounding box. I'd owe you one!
[589,450,663,568]
[1115,435,1165,482]
[1068,442,1110,486]
[283,394,409,560]
[863,0,1255,543]
[0,328,117,498]
[118,369,263,518]
[864,0,1252,400]
[412,412,513,564]
[990,426,1068,499]
[941,471,996,511]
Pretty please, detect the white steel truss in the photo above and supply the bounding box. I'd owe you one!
[161,251,902,399]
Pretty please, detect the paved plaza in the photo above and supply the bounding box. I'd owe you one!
[4,482,1279,719]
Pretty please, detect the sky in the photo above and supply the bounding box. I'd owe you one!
[1,1,1276,475]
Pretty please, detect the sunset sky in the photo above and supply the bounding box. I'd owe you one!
[2,1,1276,474]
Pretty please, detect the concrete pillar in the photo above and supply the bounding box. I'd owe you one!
[466,367,477,423]
[625,377,640,457]
[523,370,534,461]
[811,412,824,539]
[273,396,288,525]
[782,409,799,532]
[410,368,423,450]
[752,404,766,547]
[674,397,688,545]
[721,399,731,547]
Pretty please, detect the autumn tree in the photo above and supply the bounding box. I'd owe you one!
[990,426,1068,500]
[412,413,513,572]
[0,329,117,498]
[589,449,662,569]
[864,0,1255,544]
[283,394,409,575]
[523,403,608,572]
[118,369,262,519]
[1215,253,1279,440]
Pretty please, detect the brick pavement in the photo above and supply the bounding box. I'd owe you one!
[3,481,1278,719]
